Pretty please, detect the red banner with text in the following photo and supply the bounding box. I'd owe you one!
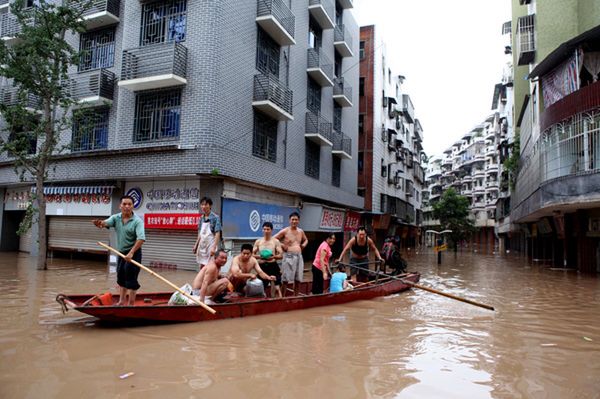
[144,213,200,230]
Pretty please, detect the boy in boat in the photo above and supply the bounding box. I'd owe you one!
[229,244,276,297]
[93,195,146,306]
[329,264,351,293]
[192,249,230,304]
[274,212,308,297]
[253,222,283,297]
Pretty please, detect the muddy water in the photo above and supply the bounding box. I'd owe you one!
[0,250,599,398]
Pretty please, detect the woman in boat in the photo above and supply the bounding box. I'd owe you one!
[311,233,336,294]
[336,226,384,282]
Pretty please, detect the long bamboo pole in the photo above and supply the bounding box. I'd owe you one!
[98,242,216,314]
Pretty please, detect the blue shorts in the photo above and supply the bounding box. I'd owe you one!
[116,249,142,290]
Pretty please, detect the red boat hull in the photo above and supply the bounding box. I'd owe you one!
[60,273,420,324]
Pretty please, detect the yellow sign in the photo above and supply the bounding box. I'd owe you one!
[435,244,448,252]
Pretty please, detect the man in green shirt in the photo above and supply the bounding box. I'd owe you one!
[93,195,146,306]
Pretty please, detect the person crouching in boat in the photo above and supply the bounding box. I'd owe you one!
[93,195,145,306]
[335,226,384,283]
[192,249,230,304]
[311,233,336,294]
[329,264,351,293]
[228,244,276,297]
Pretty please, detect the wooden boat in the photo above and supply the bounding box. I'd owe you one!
[56,272,420,324]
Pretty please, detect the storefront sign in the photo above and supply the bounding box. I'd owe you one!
[344,211,361,232]
[125,187,143,209]
[319,207,345,230]
[3,188,32,210]
[125,181,201,215]
[222,198,298,238]
[144,213,200,230]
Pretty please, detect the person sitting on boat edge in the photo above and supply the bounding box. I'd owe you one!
[229,244,276,297]
[192,249,230,304]
[329,264,351,293]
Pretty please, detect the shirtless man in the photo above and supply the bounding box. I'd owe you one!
[229,243,275,297]
[253,222,283,298]
[274,212,308,296]
[192,249,229,304]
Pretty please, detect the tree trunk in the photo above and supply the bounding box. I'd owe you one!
[36,173,47,270]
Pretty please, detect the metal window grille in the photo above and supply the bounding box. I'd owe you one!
[256,27,280,77]
[79,27,115,72]
[359,40,365,59]
[140,0,187,46]
[332,156,341,187]
[307,76,321,113]
[333,104,341,132]
[72,108,109,151]
[133,89,181,142]
[253,112,277,162]
[517,14,535,54]
[305,140,320,179]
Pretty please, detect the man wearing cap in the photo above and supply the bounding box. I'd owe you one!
[253,222,283,298]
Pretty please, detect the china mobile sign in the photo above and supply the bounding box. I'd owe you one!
[145,213,201,230]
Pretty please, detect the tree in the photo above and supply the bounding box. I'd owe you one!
[432,188,474,252]
[0,0,90,270]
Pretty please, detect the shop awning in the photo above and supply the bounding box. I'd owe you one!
[32,186,115,195]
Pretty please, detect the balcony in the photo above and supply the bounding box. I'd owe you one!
[472,186,485,195]
[252,74,293,121]
[256,0,296,46]
[414,118,423,141]
[516,14,535,66]
[486,164,499,173]
[305,111,333,146]
[462,188,472,196]
[333,77,352,107]
[308,0,334,30]
[72,0,120,31]
[337,0,353,9]
[402,94,414,123]
[0,12,22,44]
[333,24,353,57]
[307,48,334,87]
[540,80,600,132]
[0,84,41,112]
[0,0,8,9]
[332,131,351,159]
[66,69,115,107]
[119,42,187,92]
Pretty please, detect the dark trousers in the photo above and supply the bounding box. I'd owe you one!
[311,266,324,294]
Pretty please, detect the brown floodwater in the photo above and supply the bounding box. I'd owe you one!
[0,250,599,399]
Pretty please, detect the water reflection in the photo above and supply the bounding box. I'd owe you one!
[0,250,599,398]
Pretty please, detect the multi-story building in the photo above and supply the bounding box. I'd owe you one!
[357,25,425,249]
[509,0,600,272]
[0,0,362,269]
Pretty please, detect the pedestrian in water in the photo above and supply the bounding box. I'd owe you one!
[192,197,221,270]
[311,233,336,294]
[93,195,145,306]
[274,212,308,296]
[336,226,384,282]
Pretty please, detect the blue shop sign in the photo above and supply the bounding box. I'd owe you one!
[222,198,299,239]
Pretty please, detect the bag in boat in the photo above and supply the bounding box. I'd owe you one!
[168,283,200,305]
[244,278,265,297]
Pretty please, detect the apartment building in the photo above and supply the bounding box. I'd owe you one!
[0,0,362,269]
[358,25,425,249]
[510,0,600,272]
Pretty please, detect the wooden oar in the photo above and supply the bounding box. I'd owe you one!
[341,262,495,311]
[97,242,216,314]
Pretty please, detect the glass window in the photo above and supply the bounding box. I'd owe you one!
[252,112,277,162]
[133,89,181,142]
[333,103,342,132]
[256,27,280,77]
[358,114,364,134]
[305,140,320,179]
[332,156,341,187]
[140,0,187,46]
[79,28,115,72]
[359,77,365,96]
[359,41,365,60]
[307,77,321,114]
[72,108,109,151]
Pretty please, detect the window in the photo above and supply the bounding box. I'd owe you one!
[305,140,320,179]
[380,193,386,213]
[134,89,181,142]
[334,52,342,78]
[72,108,109,151]
[358,114,364,134]
[252,112,278,162]
[140,0,187,46]
[333,104,342,132]
[256,27,280,77]
[332,157,341,187]
[359,41,365,59]
[307,77,321,114]
[359,77,365,96]
[308,18,322,49]
[357,188,365,197]
[8,119,37,155]
[358,151,364,171]
[387,164,393,183]
[79,28,115,72]
[388,68,391,84]
[381,158,386,177]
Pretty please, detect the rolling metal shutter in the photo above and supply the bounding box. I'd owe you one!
[48,216,110,253]
[142,230,198,271]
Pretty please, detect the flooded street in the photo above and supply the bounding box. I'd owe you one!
[1,251,599,399]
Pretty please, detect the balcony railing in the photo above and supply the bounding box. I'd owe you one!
[332,131,351,159]
[307,48,334,87]
[0,85,41,110]
[333,77,352,107]
[337,0,353,9]
[308,0,334,30]
[305,111,333,146]
[516,14,535,65]
[334,24,353,57]
[256,0,295,46]
[71,0,120,30]
[0,0,9,8]
[66,69,115,106]
[252,74,293,121]
[0,12,22,41]
[402,94,414,123]
[119,42,187,91]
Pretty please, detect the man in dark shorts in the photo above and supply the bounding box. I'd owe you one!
[228,244,276,297]
[93,195,145,306]
[253,222,283,297]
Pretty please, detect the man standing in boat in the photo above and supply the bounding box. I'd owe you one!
[193,249,230,304]
[192,197,222,270]
[274,212,308,296]
[92,195,145,306]
[336,226,384,282]
[253,222,283,297]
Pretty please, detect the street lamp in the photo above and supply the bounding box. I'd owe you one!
[426,229,453,265]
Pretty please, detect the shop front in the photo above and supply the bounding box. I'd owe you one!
[2,186,33,252]
[299,203,346,262]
